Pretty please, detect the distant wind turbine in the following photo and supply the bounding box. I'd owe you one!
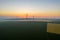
[26,13,28,19]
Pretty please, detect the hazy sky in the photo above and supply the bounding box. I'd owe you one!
[0,0,60,18]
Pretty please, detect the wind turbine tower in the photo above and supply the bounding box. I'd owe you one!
[26,13,28,19]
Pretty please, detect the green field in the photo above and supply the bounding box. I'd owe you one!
[0,21,47,40]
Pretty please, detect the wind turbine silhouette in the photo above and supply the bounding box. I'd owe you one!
[26,13,28,20]
[26,13,35,20]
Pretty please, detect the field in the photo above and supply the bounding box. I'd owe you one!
[0,21,47,40]
[47,23,60,40]
[0,21,60,40]
[47,23,60,34]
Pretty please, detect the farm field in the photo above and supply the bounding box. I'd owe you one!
[47,23,60,34]
[47,23,60,40]
[0,21,60,40]
[0,21,47,40]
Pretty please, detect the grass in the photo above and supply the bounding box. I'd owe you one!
[0,21,47,40]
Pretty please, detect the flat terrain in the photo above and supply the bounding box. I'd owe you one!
[0,21,47,40]
[47,23,60,34]
[47,23,60,40]
[47,32,60,40]
[0,21,60,40]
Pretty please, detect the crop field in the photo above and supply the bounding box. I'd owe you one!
[47,23,60,34]
[0,21,47,40]
[0,21,60,40]
[47,23,60,40]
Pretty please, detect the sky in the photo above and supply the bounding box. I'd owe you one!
[0,0,60,18]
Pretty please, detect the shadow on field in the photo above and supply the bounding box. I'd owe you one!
[47,32,60,40]
[0,21,47,40]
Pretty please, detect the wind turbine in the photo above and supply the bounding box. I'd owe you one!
[26,13,28,20]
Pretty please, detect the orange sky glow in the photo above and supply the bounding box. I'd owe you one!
[0,0,60,18]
